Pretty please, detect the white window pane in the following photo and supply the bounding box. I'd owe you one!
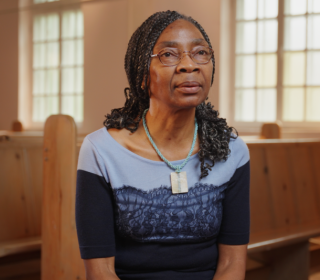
[62,11,76,39]
[46,96,59,116]
[235,89,255,121]
[75,39,84,65]
[75,67,83,94]
[33,43,46,68]
[308,15,320,49]
[283,52,305,86]
[34,0,46,3]
[306,88,320,121]
[62,68,75,94]
[75,95,84,122]
[46,69,59,94]
[33,15,46,42]
[46,42,59,67]
[33,70,45,95]
[236,0,257,20]
[62,40,76,66]
[308,0,320,13]
[257,54,277,87]
[284,17,306,51]
[307,51,320,86]
[32,97,46,122]
[257,20,278,53]
[76,11,84,37]
[46,14,59,41]
[236,22,256,54]
[62,95,83,122]
[235,55,256,87]
[285,0,307,15]
[257,89,277,121]
[258,0,278,19]
[62,95,74,118]
[283,88,304,121]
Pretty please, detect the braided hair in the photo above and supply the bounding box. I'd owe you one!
[104,10,237,179]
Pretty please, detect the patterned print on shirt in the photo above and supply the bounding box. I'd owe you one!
[113,183,228,242]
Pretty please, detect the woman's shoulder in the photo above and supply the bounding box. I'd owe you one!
[228,135,250,169]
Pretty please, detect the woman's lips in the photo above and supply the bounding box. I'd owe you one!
[176,82,201,94]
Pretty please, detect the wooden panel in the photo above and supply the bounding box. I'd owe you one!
[247,145,274,234]
[41,115,85,280]
[0,137,43,242]
[0,148,30,240]
[310,144,320,213]
[287,144,320,226]
[265,145,297,228]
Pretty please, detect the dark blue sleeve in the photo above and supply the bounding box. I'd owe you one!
[217,161,250,245]
[76,170,116,259]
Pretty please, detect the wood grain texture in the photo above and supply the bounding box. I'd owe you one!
[41,115,85,280]
[248,141,320,250]
[0,136,42,244]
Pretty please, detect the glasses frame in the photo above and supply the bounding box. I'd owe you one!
[150,47,214,66]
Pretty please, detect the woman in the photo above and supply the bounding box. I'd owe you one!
[76,10,250,280]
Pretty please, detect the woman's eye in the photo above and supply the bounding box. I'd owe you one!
[163,52,172,57]
[197,50,208,55]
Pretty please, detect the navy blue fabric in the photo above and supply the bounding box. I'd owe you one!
[76,170,116,258]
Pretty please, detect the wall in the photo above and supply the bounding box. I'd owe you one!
[0,0,19,130]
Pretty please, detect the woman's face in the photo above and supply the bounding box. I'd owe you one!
[148,19,213,110]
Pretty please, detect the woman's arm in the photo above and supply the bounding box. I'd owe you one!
[84,257,120,280]
[212,244,247,280]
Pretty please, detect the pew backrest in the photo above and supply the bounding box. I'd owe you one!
[0,133,43,242]
[246,139,320,252]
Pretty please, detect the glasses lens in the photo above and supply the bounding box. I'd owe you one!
[159,48,181,65]
[192,47,212,64]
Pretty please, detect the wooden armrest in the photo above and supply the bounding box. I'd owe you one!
[248,227,320,253]
[0,236,41,257]
[309,236,320,245]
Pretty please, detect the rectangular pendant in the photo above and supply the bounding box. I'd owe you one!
[171,171,188,194]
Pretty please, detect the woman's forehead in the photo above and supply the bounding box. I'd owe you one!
[153,19,206,50]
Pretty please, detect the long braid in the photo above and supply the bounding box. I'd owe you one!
[104,10,237,179]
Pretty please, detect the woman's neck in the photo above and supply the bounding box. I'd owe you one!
[144,106,197,148]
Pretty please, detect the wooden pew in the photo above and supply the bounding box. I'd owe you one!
[41,115,320,280]
[246,139,320,280]
[0,131,43,279]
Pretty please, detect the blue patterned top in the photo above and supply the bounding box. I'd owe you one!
[76,127,250,280]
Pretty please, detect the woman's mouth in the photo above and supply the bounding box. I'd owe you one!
[176,82,201,94]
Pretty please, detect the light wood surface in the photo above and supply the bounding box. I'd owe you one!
[0,134,43,256]
[41,115,85,280]
[246,141,320,279]
[260,123,281,139]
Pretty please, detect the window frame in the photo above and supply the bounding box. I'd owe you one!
[229,0,320,136]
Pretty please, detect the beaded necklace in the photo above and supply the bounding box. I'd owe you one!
[142,109,198,194]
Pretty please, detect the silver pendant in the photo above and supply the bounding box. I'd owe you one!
[171,171,188,194]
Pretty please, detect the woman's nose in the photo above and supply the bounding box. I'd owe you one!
[176,53,200,73]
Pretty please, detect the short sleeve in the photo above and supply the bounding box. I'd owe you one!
[217,137,250,245]
[76,137,116,259]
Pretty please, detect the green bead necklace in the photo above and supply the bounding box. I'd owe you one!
[142,109,198,194]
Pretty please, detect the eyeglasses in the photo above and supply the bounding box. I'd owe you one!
[150,46,214,66]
